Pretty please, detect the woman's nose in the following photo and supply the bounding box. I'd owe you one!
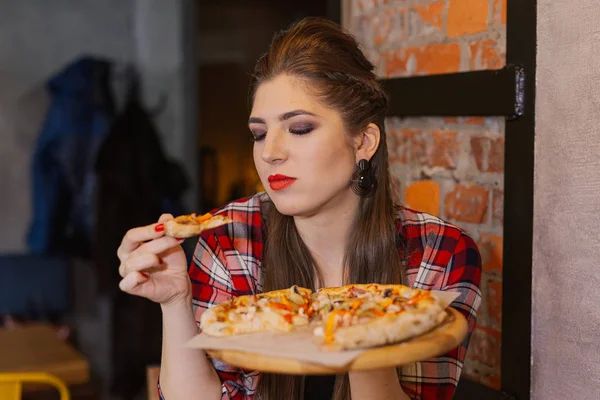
[261,129,288,164]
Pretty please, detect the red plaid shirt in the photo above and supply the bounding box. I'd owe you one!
[159,192,482,400]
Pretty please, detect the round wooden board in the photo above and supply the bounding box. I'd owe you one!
[206,308,467,375]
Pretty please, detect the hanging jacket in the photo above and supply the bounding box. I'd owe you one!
[92,72,189,399]
[26,56,115,257]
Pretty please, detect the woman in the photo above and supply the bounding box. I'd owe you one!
[118,17,482,400]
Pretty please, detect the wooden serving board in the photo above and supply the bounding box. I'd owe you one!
[205,307,467,375]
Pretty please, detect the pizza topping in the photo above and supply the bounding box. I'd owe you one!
[305,305,314,317]
[311,285,435,332]
[369,308,386,317]
[195,213,212,223]
[406,291,430,306]
[267,302,291,311]
[350,299,362,310]
[350,287,367,296]
[201,284,445,349]
[288,287,306,305]
[387,304,403,313]
[379,298,394,308]
[176,213,213,225]
[324,310,344,342]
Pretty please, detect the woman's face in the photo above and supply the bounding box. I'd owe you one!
[249,74,358,217]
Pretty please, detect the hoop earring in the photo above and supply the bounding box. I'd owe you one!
[350,159,376,197]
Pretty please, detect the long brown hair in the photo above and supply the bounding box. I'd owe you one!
[251,17,404,400]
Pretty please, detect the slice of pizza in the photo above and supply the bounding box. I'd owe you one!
[200,285,314,336]
[164,212,233,238]
[311,284,447,350]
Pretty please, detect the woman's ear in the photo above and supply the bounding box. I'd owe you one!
[355,123,381,162]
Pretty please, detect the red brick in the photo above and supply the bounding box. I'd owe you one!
[487,279,502,325]
[415,1,444,28]
[407,1,444,38]
[447,0,489,38]
[444,116,486,125]
[463,116,485,125]
[478,234,503,274]
[493,0,507,25]
[467,325,502,369]
[388,128,424,164]
[492,189,503,225]
[396,129,460,167]
[481,373,501,390]
[405,180,440,216]
[444,184,489,223]
[471,136,505,172]
[408,130,427,163]
[471,137,487,171]
[430,130,459,168]
[385,43,461,77]
[470,40,505,70]
[489,137,504,172]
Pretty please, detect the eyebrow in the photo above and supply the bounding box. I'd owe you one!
[248,109,317,125]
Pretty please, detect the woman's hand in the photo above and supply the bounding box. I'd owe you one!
[117,214,191,307]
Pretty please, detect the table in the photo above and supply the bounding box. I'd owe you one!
[0,324,91,397]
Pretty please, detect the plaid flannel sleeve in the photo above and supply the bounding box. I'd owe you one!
[400,233,483,400]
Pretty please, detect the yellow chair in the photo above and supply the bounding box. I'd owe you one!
[0,372,70,400]
[146,365,160,400]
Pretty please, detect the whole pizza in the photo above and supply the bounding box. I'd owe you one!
[200,283,447,350]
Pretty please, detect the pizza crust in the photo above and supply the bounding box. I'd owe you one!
[201,309,295,336]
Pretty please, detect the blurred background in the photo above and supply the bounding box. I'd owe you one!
[1,1,599,400]
[0,1,339,399]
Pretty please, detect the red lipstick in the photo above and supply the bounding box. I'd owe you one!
[268,174,296,191]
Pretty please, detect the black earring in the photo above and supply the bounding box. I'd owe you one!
[350,159,376,197]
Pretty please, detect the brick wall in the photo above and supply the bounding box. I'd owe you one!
[345,0,506,389]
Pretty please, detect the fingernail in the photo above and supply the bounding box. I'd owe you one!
[154,224,165,232]
[177,238,185,242]
[140,272,149,278]
[158,258,164,264]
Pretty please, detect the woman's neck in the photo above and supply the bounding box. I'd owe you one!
[293,192,360,287]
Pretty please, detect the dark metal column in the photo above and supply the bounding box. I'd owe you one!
[501,0,537,399]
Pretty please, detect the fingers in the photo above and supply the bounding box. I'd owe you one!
[119,253,162,278]
[158,213,174,223]
[118,271,150,293]
[136,236,184,257]
[117,214,175,260]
